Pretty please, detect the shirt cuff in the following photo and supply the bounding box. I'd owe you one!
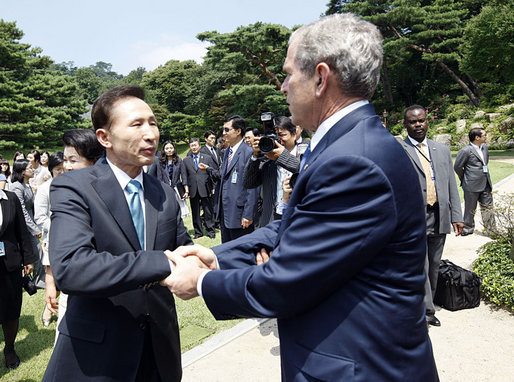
[197,270,210,297]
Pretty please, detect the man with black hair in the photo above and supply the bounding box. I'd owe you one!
[400,105,463,327]
[215,115,259,243]
[43,85,192,382]
[184,138,217,239]
[454,127,495,235]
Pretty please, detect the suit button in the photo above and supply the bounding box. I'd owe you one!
[139,322,146,330]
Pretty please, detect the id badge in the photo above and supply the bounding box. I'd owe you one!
[231,171,238,184]
[483,165,489,173]
[0,242,5,257]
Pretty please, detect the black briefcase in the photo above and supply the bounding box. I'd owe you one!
[433,259,481,311]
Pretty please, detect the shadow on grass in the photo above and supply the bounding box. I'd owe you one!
[0,314,55,380]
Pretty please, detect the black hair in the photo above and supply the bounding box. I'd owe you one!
[91,85,145,131]
[48,151,64,175]
[12,159,30,184]
[189,138,201,144]
[0,159,11,177]
[62,129,105,163]
[403,105,425,120]
[469,128,485,142]
[159,140,179,165]
[28,149,41,163]
[204,130,216,139]
[13,151,25,162]
[273,116,296,134]
[225,115,246,137]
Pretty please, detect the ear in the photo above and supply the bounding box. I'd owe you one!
[314,62,331,98]
[96,129,112,149]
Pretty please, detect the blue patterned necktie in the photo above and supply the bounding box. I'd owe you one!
[299,143,311,172]
[194,155,198,170]
[126,180,144,249]
[226,147,233,169]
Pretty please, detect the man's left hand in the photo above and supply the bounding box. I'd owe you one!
[453,222,464,236]
[24,263,34,276]
[264,140,285,161]
[241,218,253,229]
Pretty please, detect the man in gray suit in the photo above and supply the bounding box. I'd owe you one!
[454,127,495,236]
[401,105,463,327]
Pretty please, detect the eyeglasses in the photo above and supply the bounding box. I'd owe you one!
[223,127,233,133]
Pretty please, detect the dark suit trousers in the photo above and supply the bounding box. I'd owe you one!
[190,194,215,236]
[424,205,446,315]
[463,188,495,232]
[136,326,161,382]
[219,208,254,243]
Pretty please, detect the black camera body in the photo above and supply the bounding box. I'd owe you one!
[258,112,279,154]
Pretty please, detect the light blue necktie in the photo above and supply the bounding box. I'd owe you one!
[126,180,144,249]
[194,155,198,170]
[299,143,311,172]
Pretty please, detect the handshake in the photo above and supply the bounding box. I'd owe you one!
[160,244,270,300]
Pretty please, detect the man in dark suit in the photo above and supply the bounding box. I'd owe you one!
[200,130,222,169]
[215,115,259,243]
[165,14,438,381]
[243,116,300,226]
[400,105,463,327]
[43,86,192,382]
[454,128,496,235]
[183,138,216,239]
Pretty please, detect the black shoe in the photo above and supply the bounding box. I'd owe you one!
[207,233,216,239]
[193,234,204,239]
[4,350,20,370]
[426,314,441,327]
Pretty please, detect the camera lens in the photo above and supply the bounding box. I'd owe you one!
[259,136,275,153]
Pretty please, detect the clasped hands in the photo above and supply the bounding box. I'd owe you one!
[160,244,270,300]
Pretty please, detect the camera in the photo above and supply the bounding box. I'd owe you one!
[258,112,280,154]
[22,274,37,296]
[289,173,299,189]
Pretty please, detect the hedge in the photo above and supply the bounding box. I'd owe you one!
[473,240,514,309]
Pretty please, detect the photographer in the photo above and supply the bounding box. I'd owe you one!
[243,115,300,226]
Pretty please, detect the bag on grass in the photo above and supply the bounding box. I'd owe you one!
[434,259,481,311]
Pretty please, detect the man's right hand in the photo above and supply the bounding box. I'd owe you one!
[166,245,219,270]
[251,137,262,158]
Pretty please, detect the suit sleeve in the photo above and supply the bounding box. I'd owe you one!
[241,153,260,221]
[202,155,397,319]
[453,149,467,182]
[49,176,172,297]
[34,184,50,235]
[12,194,37,265]
[276,150,300,173]
[445,149,463,222]
[178,159,188,186]
[11,183,41,236]
[243,158,264,189]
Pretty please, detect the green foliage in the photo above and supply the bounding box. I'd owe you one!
[160,112,204,143]
[0,20,89,150]
[474,240,514,309]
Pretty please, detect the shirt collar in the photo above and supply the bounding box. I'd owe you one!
[310,100,369,151]
[471,142,482,150]
[230,138,243,154]
[106,157,144,192]
[0,189,7,200]
[408,135,428,147]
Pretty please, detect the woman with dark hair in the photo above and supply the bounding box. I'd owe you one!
[12,152,25,162]
[10,160,44,288]
[40,151,50,169]
[62,129,105,171]
[156,140,189,217]
[35,152,64,326]
[0,159,10,190]
[0,182,36,370]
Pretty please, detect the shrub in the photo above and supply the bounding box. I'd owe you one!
[474,240,514,309]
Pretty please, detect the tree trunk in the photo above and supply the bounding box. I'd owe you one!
[381,57,394,107]
[436,61,480,107]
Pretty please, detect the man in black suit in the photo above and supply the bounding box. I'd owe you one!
[43,85,193,382]
[200,130,222,169]
[400,105,463,327]
[454,127,496,235]
[183,138,217,239]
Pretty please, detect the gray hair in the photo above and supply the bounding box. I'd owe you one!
[290,13,383,99]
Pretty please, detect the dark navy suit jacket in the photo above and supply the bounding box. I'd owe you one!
[202,104,438,381]
[214,142,259,229]
[43,158,192,382]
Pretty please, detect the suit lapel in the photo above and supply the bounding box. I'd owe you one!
[468,144,485,164]
[143,173,160,250]
[225,146,241,176]
[0,197,11,237]
[403,139,424,174]
[91,159,141,251]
